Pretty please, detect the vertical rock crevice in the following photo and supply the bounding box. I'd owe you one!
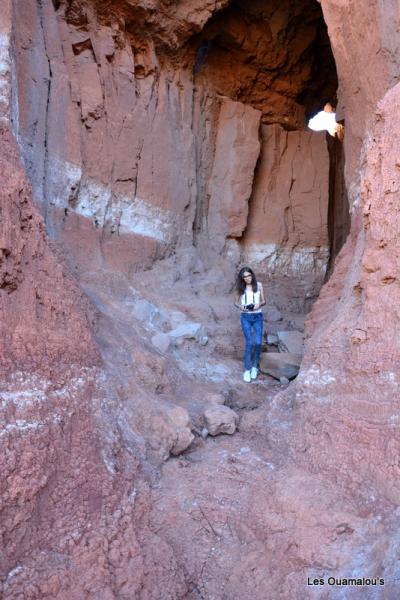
[326,132,350,276]
[38,0,53,225]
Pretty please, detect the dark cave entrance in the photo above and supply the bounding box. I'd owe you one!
[193,0,338,128]
[190,0,350,314]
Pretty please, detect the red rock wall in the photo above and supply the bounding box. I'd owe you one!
[0,86,188,600]
[242,124,330,311]
[0,9,173,596]
[14,0,199,274]
[8,0,400,595]
[320,0,400,205]
[0,125,98,372]
[206,99,261,249]
[12,0,335,303]
[287,83,400,501]
[281,2,400,503]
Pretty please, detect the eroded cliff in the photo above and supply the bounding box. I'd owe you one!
[2,0,400,598]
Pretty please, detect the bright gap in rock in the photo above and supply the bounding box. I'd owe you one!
[308,103,338,136]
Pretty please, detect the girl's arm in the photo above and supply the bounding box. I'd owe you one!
[254,282,266,310]
[234,292,243,310]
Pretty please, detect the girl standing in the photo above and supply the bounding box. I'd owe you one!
[234,267,266,382]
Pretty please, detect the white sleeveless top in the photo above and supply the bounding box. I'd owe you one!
[240,282,263,313]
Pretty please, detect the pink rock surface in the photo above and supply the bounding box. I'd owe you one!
[287,82,400,501]
[207,99,261,248]
[4,0,400,597]
[0,122,193,598]
[242,124,330,309]
[320,0,400,205]
[0,124,98,373]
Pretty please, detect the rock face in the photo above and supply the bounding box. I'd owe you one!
[0,121,147,597]
[0,124,98,373]
[12,0,336,313]
[15,0,199,274]
[320,0,400,203]
[243,126,329,260]
[0,102,197,600]
[0,8,193,596]
[277,0,400,506]
[207,99,261,249]
[242,124,330,310]
[4,0,400,597]
[287,82,400,501]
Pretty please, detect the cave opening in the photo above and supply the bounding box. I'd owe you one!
[190,0,350,322]
[191,0,338,128]
[11,0,351,379]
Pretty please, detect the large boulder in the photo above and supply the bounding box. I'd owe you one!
[259,352,301,381]
[204,405,239,436]
[128,402,194,460]
[168,322,208,347]
[276,331,304,355]
[167,406,195,456]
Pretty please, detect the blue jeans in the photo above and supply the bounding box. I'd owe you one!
[240,312,263,371]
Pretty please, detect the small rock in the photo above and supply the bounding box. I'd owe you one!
[280,376,290,385]
[201,427,209,439]
[198,334,209,346]
[151,332,171,354]
[267,333,279,345]
[204,405,238,436]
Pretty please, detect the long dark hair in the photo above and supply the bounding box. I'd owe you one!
[236,266,257,295]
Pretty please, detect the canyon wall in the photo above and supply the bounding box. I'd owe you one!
[1,6,193,596]
[280,0,400,498]
[242,124,330,312]
[13,0,335,308]
[3,0,400,597]
[290,81,400,501]
[320,0,400,206]
[0,67,146,600]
